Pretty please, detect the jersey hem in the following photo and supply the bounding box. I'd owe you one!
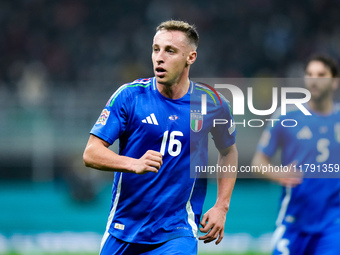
[108,228,195,244]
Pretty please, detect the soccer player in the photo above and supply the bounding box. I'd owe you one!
[252,55,340,254]
[83,20,238,255]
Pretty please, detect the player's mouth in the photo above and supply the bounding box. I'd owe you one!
[308,84,320,93]
[155,67,166,77]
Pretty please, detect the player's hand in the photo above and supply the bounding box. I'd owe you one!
[133,150,163,174]
[199,206,227,245]
[272,160,303,187]
[275,176,302,187]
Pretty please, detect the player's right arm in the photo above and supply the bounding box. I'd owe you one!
[251,151,302,187]
[84,82,162,174]
[251,110,302,187]
[83,134,162,174]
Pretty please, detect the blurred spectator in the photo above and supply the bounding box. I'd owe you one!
[17,61,48,108]
[1,0,340,85]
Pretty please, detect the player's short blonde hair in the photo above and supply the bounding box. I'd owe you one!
[156,20,199,49]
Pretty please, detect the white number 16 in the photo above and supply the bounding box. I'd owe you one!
[160,131,183,156]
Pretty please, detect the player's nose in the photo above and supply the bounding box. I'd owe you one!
[155,50,165,63]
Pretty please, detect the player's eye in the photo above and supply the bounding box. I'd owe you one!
[153,48,159,52]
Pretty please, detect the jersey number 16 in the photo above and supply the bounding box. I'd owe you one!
[160,131,183,156]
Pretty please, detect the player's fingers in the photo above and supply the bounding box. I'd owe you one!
[144,153,163,166]
[199,223,217,241]
[215,230,224,245]
[146,150,163,158]
[201,234,217,243]
[199,233,212,241]
[144,166,159,173]
[204,238,215,244]
[290,178,302,185]
[136,167,158,174]
[145,158,162,169]
[144,154,162,165]
[201,231,217,243]
[200,214,208,229]
[281,178,302,187]
[208,228,222,244]
[200,225,210,234]
[201,220,215,233]
[212,227,221,239]
[205,224,220,240]
[200,222,212,240]
[288,160,298,167]
[144,152,162,160]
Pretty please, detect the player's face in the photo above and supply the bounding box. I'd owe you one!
[152,30,196,86]
[305,60,337,101]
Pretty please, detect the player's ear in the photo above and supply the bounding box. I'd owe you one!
[187,50,197,65]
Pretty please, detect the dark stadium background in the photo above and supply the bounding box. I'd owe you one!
[1,0,339,254]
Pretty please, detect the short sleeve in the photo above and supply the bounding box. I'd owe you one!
[90,85,130,145]
[210,95,236,150]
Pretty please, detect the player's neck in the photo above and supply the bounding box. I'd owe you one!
[308,98,334,114]
[156,78,190,99]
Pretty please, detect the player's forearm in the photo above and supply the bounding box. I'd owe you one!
[215,178,236,213]
[251,151,275,179]
[83,141,136,173]
[215,144,238,212]
[251,152,302,186]
[252,152,285,180]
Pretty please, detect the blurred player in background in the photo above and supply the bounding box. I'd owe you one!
[83,20,238,255]
[252,55,340,254]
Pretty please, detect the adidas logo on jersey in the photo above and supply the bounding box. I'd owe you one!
[142,113,158,125]
[297,126,312,140]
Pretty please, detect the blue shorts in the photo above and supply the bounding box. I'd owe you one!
[100,234,197,255]
[272,222,340,255]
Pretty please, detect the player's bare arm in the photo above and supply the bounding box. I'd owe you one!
[199,143,238,245]
[251,151,302,187]
[83,134,162,174]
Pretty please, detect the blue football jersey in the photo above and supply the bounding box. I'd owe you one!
[90,77,236,244]
[258,104,340,233]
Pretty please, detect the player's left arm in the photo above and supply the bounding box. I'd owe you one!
[199,143,238,245]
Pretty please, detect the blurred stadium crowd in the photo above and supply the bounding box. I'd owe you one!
[1,0,340,181]
[1,0,340,85]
